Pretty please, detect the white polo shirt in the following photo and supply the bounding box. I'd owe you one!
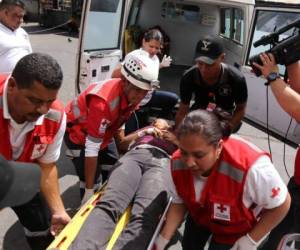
[0,23,32,73]
[2,77,66,163]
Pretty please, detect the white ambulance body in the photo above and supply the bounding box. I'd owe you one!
[76,0,300,145]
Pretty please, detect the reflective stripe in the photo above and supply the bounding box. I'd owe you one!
[218,161,244,183]
[45,108,61,122]
[90,82,104,95]
[87,135,103,143]
[0,96,3,108]
[72,98,81,119]
[109,96,120,112]
[24,227,49,237]
[172,159,186,170]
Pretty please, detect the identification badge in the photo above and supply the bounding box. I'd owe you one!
[213,203,230,221]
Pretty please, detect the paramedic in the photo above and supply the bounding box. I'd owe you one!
[155,109,290,250]
[112,28,179,133]
[69,119,178,250]
[175,36,247,132]
[253,54,300,249]
[0,53,70,249]
[0,0,32,73]
[64,51,160,205]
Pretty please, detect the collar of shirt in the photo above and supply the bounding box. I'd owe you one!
[0,22,17,34]
[3,76,44,128]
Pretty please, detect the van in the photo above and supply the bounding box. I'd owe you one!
[76,0,300,145]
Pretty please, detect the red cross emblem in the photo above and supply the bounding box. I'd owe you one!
[217,204,227,213]
[271,187,280,198]
[36,144,45,152]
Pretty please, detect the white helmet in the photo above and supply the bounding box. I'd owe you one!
[121,50,160,90]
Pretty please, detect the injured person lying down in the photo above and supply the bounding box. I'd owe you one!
[69,119,178,250]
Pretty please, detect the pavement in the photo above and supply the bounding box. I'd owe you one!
[0,23,297,250]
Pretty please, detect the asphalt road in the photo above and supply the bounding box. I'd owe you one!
[0,23,297,250]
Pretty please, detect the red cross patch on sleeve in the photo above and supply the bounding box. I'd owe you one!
[271,187,281,198]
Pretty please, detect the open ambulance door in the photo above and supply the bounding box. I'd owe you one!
[242,0,300,146]
[75,0,131,94]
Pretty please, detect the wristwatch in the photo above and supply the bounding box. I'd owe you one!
[266,72,280,85]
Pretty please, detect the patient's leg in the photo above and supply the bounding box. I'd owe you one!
[114,154,171,250]
[69,154,143,250]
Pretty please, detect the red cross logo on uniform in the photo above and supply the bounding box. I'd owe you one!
[217,204,227,213]
[271,187,280,198]
[36,144,45,152]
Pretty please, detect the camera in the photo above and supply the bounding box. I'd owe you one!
[249,18,300,76]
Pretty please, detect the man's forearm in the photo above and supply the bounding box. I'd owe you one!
[175,103,189,128]
[39,163,66,214]
[230,104,246,130]
[84,156,98,189]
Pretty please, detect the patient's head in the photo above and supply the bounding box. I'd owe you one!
[152,118,170,130]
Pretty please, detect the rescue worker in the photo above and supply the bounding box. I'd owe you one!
[252,55,300,249]
[154,109,291,250]
[64,51,160,205]
[175,36,248,132]
[0,53,70,249]
[69,119,177,250]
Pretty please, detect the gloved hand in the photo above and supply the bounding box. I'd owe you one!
[137,127,162,138]
[160,55,172,68]
[230,234,258,250]
[152,234,169,250]
[81,188,94,206]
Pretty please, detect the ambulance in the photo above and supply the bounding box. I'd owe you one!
[74,0,300,146]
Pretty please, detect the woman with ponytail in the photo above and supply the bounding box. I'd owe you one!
[154,109,290,250]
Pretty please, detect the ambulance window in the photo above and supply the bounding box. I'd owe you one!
[161,1,200,23]
[220,8,244,45]
[220,8,231,39]
[83,0,124,51]
[247,10,300,75]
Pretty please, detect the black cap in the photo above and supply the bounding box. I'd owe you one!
[195,36,224,64]
[0,155,41,208]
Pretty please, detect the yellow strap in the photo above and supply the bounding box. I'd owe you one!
[106,206,131,250]
[47,191,104,250]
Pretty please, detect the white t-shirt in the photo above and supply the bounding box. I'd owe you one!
[169,155,288,213]
[2,77,66,163]
[128,49,160,106]
[0,23,32,73]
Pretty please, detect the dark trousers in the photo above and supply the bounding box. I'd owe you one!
[182,215,232,250]
[12,193,54,250]
[69,147,171,250]
[261,177,300,250]
[125,90,178,134]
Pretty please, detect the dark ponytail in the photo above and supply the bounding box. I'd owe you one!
[177,109,231,147]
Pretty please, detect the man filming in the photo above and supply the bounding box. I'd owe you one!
[253,53,300,249]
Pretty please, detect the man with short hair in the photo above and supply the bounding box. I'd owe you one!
[0,53,70,249]
[175,36,248,131]
[0,0,32,73]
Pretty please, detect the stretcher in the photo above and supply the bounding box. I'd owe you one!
[277,234,300,250]
[47,183,131,250]
[47,183,172,250]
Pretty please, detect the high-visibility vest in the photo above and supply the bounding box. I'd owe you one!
[65,79,136,148]
[171,135,269,244]
[0,75,64,162]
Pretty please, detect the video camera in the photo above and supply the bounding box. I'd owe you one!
[249,18,300,76]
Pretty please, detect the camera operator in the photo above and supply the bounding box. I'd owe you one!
[253,53,300,249]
